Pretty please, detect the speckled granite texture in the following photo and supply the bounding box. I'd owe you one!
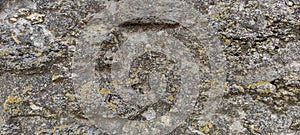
[0,0,300,134]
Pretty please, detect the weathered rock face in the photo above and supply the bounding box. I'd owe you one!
[0,0,299,134]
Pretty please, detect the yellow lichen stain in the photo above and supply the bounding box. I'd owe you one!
[253,4,259,9]
[199,49,207,59]
[11,33,21,44]
[130,78,139,85]
[98,88,112,96]
[264,14,270,17]
[293,75,298,80]
[255,95,261,101]
[281,18,288,23]
[224,39,231,45]
[50,113,57,118]
[56,0,62,5]
[294,21,299,25]
[219,4,228,8]
[224,83,230,91]
[184,47,190,52]
[198,80,211,88]
[23,86,31,91]
[3,102,9,112]
[266,101,273,105]
[210,89,218,93]
[105,81,110,85]
[200,121,213,134]
[56,51,62,57]
[236,84,245,92]
[168,95,175,101]
[259,89,271,94]
[173,84,179,89]
[50,30,55,35]
[257,81,271,86]
[7,96,22,103]
[235,2,241,5]
[1,51,9,56]
[228,21,234,28]
[293,88,299,93]
[26,13,45,24]
[12,108,20,113]
[18,10,30,16]
[51,126,59,133]
[250,124,259,132]
[275,92,281,97]
[22,86,32,95]
[204,80,211,83]
[212,14,220,19]
[106,102,117,111]
[52,74,63,81]
[65,92,75,100]
[36,52,42,57]
[287,73,298,80]
[68,102,74,107]
[3,96,22,112]
[247,84,256,89]
[255,40,269,45]
[221,20,227,25]
[52,124,67,133]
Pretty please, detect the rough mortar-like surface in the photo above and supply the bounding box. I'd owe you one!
[0,0,300,134]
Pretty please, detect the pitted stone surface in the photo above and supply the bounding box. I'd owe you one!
[1,0,300,135]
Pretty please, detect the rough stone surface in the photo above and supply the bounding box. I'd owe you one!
[0,0,300,134]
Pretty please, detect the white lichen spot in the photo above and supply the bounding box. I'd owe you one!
[161,116,171,125]
[30,102,42,110]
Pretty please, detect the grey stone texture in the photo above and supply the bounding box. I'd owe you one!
[0,0,300,134]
